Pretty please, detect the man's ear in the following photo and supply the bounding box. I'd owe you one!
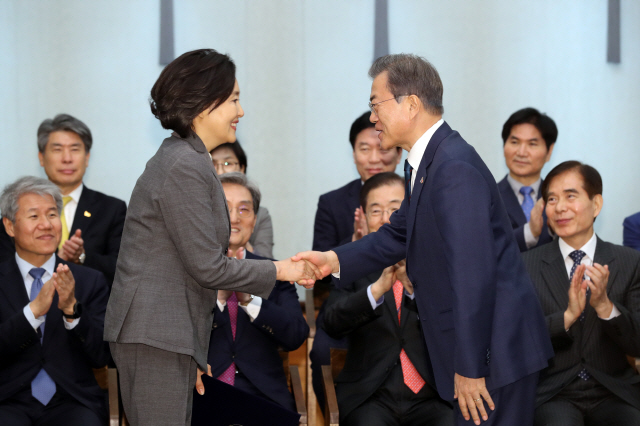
[593,194,603,220]
[3,217,15,238]
[407,95,421,119]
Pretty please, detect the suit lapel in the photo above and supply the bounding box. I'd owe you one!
[582,238,616,346]
[406,122,452,246]
[0,259,30,312]
[383,287,400,328]
[498,178,527,226]
[540,241,570,310]
[70,186,94,234]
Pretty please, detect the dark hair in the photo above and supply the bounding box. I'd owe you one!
[359,172,404,212]
[541,161,602,202]
[219,172,261,213]
[349,112,376,149]
[501,107,558,150]
[369,53,444,116]
[211,140,248,173]
[37,114,92,153]
[150,49,236,138]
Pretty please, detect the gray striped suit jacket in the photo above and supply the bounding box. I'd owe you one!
[522,238,640,409]
[104,132,276,370]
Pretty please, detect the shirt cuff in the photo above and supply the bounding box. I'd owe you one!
[367,284,385,310]
[405,290,415,300]
[23,304,45,330]
[63,317,80,329]
[332,267,340,279]
[238,296,262,322]
[524,222,540,249]
[601,304,621,320]
[217,299,226,312]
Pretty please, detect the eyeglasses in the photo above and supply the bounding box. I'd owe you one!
[213,161,240,172]
[228,205,254,218]
[366,207,400,218]
[368,95,404,115]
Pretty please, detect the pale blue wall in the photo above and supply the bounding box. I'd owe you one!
[1,1,639,264]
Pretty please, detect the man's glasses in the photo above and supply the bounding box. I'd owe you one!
[213,161,240,172]
[228,205,254,218]
[368,95,405,115]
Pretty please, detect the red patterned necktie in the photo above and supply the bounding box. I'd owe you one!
[393,280,425,394]
[217,292,238,385]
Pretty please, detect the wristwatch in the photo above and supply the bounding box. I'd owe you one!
[239,295,254,307]
[78,252,86,264]
[62,302,82,319]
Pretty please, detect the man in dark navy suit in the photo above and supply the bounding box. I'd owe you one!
[297,54,553,426]
[498,107,556,252]
[194,172,308,416]
[0,114,127,286]
[0,176,110,425]
[623,211,640,251]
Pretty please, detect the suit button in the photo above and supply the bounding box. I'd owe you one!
[232,354,235,359]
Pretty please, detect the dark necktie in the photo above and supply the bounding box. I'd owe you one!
[28,268,57,405]
[519,186,534,221]
[217,292,238,385]
[568,250,591,381]
[404,160,413,203]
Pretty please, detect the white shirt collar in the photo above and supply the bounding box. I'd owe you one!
[406,118,444,171]
[15,252,56,282]
[66,183,84,203]
[558,232,597,264]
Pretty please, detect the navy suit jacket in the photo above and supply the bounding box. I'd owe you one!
[497,175,553,252]
[0,186,126,286]
[333,122,554,401]
[207,251,309,410]
[0,256,110,419]
[312,179,361,251]
[623,212,640,251]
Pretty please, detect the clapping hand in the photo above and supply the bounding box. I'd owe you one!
[564,264,588,330]
[352,207,368,241]
[59,229,85,263]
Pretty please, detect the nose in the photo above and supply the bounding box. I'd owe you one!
[382,210,392,224]
[62,148,72,163]
[554,197,567,213]
[39,215,54,230]
[237,101,244,118]
[516,143,527,157]
[370,147,381,163]
[229,208,240,223]
[369,111,378,123]
[214,163,224,173]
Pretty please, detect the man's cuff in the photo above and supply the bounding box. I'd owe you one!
[524,222,540,249]
[23,305,45,330]
[216,299,226,312]
[367,284,385,310]
[238,296,262,322]
[332,267,340,279]
[63,317,80,329]
[601,304,621,320]
[404,290,415,300]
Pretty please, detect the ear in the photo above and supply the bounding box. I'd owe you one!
[240,165,246,173]
[545,144,555,162]
[3,217,15,238]
[38,151,45,167]
[592,194,603,219]
[406,95,421,119]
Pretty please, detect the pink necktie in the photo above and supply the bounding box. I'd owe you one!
[393,280,425,394]
[217,293,238,385]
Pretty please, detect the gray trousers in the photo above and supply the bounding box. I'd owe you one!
[110,342,198,426]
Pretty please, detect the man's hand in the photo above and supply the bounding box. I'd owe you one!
[585,263,612,318]
[217,290,233,303]
[529,198,544,238]
[394,260,413,295]
[370,266,396,301]
[236,292,252,305]
[29,276,56,318]
[273,258,322,288]
[244,242,253,253]
[59,229,85,263]
[564,264,588,330]
[53,264,76,318]
[195,364,212,395]
[351,207,368,242]
[454,373,495,425]
[227,247,245,259]
[292,250,340,278]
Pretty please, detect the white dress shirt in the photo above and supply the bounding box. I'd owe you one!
[406,118,444,193]
[558,233,620,320]
[17,253,79,329]
[62,183,84,231]
[506,175,541,249]
[216,248,262,321]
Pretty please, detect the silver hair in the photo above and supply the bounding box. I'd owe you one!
[219,172,261,213]
[0,176,62,222]
[369,53,444,116]
[37,113,93,153]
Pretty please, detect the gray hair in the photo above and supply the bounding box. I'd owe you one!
[37,113,93,153]
[0,176,62,223]
[219,172,261,213]
[369,54,444,116]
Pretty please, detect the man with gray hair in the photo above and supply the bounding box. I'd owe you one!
[296,54,553,425]
[0,176,110,425]
[0,114,127,286]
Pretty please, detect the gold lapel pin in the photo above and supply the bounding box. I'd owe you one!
[84,211,92,217]
[420,177,424,184]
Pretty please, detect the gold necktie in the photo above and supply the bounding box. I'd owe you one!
[58,196,73,250]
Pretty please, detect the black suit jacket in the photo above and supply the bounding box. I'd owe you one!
[497,175,552,252]
[207,251,309,410]
[522,238,640,409]
[312,179,361,251]
[0,256,110,419]
[323,272,440,421]
[0,186,126,285]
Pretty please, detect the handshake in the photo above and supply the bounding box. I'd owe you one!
[273,250,341,288]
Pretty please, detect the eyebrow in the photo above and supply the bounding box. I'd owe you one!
[509,136,539,142]
[49,141,83,147]
[369,95,376,102]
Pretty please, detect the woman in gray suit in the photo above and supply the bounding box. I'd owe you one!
[104,49,317,426]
